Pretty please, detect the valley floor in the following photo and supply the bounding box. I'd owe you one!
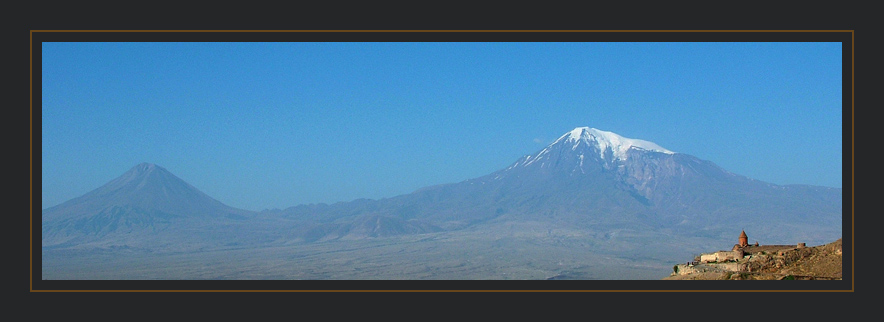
[41,230,678,281]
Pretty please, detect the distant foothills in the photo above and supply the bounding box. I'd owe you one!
[40,127,843,280]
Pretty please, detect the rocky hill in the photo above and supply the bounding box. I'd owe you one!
[664,238,843,280]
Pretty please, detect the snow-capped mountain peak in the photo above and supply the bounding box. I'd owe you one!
[553,127,674,161]
[505,127,677,173]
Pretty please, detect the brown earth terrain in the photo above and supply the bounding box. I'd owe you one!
[664,238,842,280]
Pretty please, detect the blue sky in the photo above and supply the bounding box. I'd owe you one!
[40,42,844,211]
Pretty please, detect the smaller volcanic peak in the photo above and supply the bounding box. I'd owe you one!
[94,162,173,195]
[134,162,158,172]
[42,162,257,248]
[43,163,251,222]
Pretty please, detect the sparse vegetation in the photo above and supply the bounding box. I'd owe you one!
[43,231,676,280]
[664,239,842,281]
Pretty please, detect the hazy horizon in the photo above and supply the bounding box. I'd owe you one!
[41,42,843,211]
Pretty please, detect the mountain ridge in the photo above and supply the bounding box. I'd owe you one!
[42,127,842,259]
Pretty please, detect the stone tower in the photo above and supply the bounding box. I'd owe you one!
[739,230,748,247]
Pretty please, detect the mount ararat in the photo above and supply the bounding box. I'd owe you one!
[41,127,843,280]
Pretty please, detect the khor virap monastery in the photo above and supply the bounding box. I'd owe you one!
[671,230,807,276]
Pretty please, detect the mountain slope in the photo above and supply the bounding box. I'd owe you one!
[42,127,842,253]
[309,127,842,245]
[41,163,257,248]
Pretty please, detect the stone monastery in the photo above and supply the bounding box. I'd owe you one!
[671,230,807,276]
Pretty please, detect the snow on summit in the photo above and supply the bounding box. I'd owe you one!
[507,127,677,172]
[553,127,675,161]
